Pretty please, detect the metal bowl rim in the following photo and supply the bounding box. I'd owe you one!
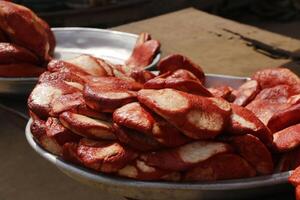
[0,27,161,82]
[25,118,290,191]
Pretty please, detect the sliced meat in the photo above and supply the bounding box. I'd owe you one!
[273,124,300,152]
[233,80,260,106]
[47,59,90,77]
[268,103,300,132]
[137,89,231,139]
[66,54,109,76]
[208,85,235,102]
[76,138,137,173]
[246,84,294,125]
[0,42,39,64]
[31,119,63,156]
[288,94,300,105]
[144,69,211,96]
[157,54,205,84]
[0,1,55,61]
[62,142,81,164]
[28,80,81,119]
[113,102,190,147]
[141,141,232,171]
[83,77,142,112]
[252,68,300,94]
[50,92,85,116]
[59,111,115,140]
[129,69,156,84]
[0,63,45,77]
[113,123,162,152]
[227,104,273,147]
[45,117,81,146]
[222,134,274,175]
[38,71,86,85]
[30,119,46,140]
[278,147,300,172]
[125,33,160,69]
[184,153,256,181]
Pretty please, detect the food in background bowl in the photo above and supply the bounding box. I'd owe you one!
[0,1,55,77]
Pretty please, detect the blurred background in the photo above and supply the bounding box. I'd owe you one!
[12,0,300,39]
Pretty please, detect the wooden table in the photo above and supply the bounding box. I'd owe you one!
[1,8,298,200]
[114,8,300,77]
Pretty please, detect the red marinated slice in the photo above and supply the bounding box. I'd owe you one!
[141,141,232,171]
[50,92,85,116]
[252,68,300,94]
[129,69,156,84]
[0,42,39,64]
[233,80,260,106]
[84,86,137,113]
[62,142,81,164]
[273,124,300,152]
[49,91,109,120]
[66,54,109,76]
[125,33,160,69]
[30,119,46,140]
[157,54,205,84]
[246,85,294,125]
[113,102,154,133]
[85,76,143,91]
[289,166,300,186]
[28,80,81,119]
[113,102,190,147]
[75,105,110,121]
[278,147,300,172]
[152,117,191,147]
[222,134,274,175]
[38,71,86,85]
[76,138,137,173]
[118,159,178,181]
[288,94,300,105]
[59,111,115,140]
[227,104,273,147]
[0,63,45,77]
[45,117,81,146]
[0,1,55,61]
[137,89,231,139]
[144,69,212,96]
[83,77,142,112]
[31,119,63,156]
[184,153,256,181]
[47,59,89,76]
[208,85,235,102]
[268,103,300,132]
[38,133,63,155]
[113,123,162,151]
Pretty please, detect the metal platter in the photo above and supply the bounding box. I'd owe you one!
[0,27,160,95]
[25,74,292,200]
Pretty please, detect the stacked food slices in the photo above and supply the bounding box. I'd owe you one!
[28,43,300,183]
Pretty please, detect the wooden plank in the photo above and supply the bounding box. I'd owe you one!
[114,8,300,76]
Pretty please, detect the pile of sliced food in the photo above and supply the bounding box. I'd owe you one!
[28,39,300,183]
[5,0,297,197]
[0,1,55,77]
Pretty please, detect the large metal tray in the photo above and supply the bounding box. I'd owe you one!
[25,74,292,200]
[0,27,160,95]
